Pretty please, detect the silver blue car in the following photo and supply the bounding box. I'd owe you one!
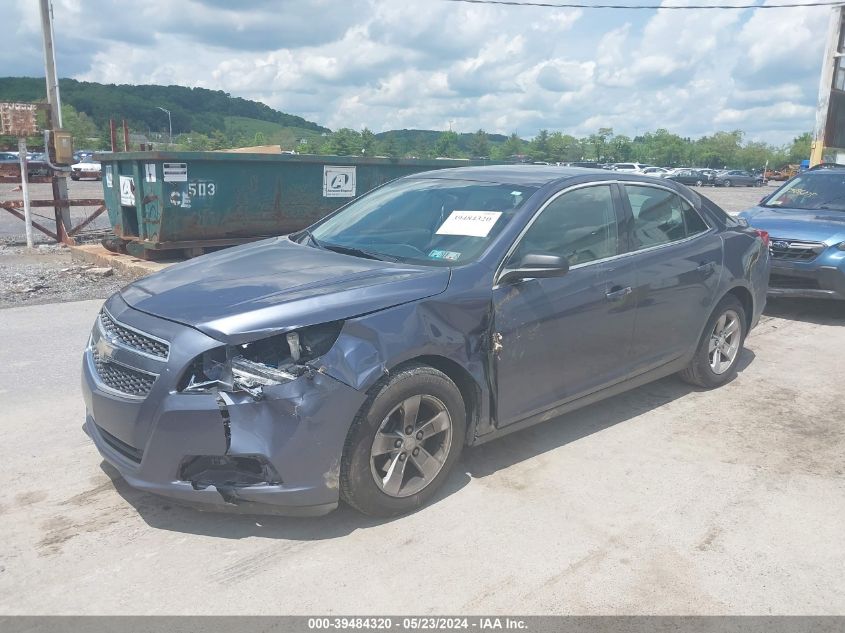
[739,165,845,300]
[82,166,770,517]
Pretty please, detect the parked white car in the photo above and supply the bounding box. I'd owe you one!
[641,167,671,177]
[611,162,650,173]
[70,159,102,181]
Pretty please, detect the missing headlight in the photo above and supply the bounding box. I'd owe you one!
[179,321,343,396]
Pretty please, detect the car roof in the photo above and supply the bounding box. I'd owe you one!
[405,164,611,186]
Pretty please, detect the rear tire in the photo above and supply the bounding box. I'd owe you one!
[724,179,732,187]
[679,295,746,389]
[340,364,466,517]
[695,179,703,187]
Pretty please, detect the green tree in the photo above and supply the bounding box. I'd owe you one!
[180,132,212,150]
[499,132,524,158]
[469,129,490,158]
[736,141,781,171]
[361,127,376,155]
[434,130,461,157]
[377,133,401,158]
[786,132,812,164]
[636,129,687,166]
[61,104,101,149]
[694,130,744,169]
[529,129,551,161]
[587,127,613,161]
[609,134,633,162]
[326,128,363,155]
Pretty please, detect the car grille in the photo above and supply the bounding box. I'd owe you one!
[91,348,157,398]
[769,238,825,262]
[99,309,169,359]
[769,273,821,290]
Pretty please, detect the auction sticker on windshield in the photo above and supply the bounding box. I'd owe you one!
[428,249,461,261]
[436,210,502,237]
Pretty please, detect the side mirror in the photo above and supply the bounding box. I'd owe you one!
[499,252,570,284]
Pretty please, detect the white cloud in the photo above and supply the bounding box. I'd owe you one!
[2,0,831,144]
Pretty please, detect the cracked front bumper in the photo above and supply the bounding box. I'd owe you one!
[81,297,367,516]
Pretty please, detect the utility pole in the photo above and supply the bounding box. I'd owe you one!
[156,106,172,147]
[39,0,71,243]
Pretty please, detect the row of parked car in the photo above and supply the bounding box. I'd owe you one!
[0,150,52,178]
[564,161,766,187]
[0,149,103,180]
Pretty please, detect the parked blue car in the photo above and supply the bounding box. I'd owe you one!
[739,165,845,300]
[82,166,769,517]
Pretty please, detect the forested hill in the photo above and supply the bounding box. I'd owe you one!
[0,77,329,136]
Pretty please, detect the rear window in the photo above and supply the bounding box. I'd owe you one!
[625,185,709,249]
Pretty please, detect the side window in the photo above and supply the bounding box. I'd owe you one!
[513,185,618,267]
[624,185,709,250]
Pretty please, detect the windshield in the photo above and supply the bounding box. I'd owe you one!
[765,172,845,211]
[307,178,537,265]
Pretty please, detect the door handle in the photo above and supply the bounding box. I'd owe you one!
[606,285,632,301]
[696,262,716,276]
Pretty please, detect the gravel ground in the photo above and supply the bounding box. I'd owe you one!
[0,179,110,243]
[0,243,132,309]
[690,181,779,214]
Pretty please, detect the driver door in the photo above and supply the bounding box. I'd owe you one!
[492,183,638,427]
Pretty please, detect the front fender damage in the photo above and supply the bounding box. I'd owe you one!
[187,369,366,509]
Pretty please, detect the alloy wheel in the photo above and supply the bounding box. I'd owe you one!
[709,309,741,374]
[370,394,453,498]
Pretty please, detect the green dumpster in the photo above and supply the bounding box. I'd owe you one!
[95,151,495,259]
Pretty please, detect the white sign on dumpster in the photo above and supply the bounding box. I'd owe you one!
[163,162,188,182]
[119,175,135,205]
[323,165,356,198]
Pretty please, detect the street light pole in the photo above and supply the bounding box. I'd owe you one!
[156,106,172,147]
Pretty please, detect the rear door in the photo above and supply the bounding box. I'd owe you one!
[620,184,723,371]
[492,183,638,427]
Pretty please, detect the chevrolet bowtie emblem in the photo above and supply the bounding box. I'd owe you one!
[95,335,116,360]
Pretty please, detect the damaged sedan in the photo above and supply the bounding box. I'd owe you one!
[82,166,770,517]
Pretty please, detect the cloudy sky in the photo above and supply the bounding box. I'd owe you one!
[4,0,831,144]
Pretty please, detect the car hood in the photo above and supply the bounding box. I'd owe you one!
[121,237,451,344]
[739,206,845,244]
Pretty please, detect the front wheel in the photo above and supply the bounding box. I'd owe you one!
[679,295,746,389]
[340,364,466,516]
